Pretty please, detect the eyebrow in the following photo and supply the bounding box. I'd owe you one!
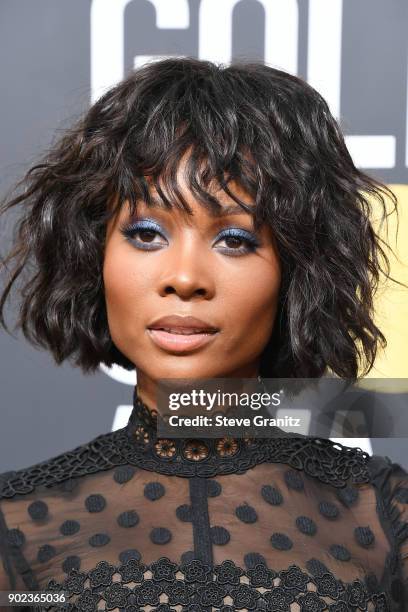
[142,198,254,217]
[210,204,255,216]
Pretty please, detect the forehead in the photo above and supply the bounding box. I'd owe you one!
[145,145,255,203]
[107,148,260,231]
[141,172,256,213]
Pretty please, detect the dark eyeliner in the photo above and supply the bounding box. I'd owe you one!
[119,218,167,249]
[215,227,261,253]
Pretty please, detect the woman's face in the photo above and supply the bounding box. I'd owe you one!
[103,166,281,392]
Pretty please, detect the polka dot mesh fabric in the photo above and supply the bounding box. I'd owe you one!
[0,386,407,611]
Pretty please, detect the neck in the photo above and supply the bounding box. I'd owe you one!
[133,370,158,412]
[134,362,263,416]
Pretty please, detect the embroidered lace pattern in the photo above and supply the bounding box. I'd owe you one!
[0,386,406,611]
[44,557,390,611]
[0,388,371,495]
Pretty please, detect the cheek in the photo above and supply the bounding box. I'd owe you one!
[102,247,151,330]
[103,251,132,311]
[221,258,281,345]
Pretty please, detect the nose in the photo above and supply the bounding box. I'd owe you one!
[157,237,215,300]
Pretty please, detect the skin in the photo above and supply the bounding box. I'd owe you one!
[103,163,281,410]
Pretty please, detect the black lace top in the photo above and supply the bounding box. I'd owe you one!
[0,386,407,612]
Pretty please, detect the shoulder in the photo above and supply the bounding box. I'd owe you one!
[365,454,408,599]
[0,427,128,500]
[366,454,408,556]
[281,436,371,487]
[366,453,408,503]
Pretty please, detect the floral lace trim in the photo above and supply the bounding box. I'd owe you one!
[122,426,371,485]
[0,386,371,498]
[123,386,371,484]
[43,557,390,611]
[0,426,370,499]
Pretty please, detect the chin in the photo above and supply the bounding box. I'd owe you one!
[137,356,228,381]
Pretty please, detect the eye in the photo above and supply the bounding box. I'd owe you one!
[214,228,260,256]
[119,219,167,250]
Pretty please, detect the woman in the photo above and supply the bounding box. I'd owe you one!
[0,57,406,611]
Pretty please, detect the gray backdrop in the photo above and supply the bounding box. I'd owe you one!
[0,0,407,471]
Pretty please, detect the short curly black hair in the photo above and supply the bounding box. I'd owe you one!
[0,57,403,380]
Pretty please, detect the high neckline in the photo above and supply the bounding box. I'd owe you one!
[127,385,159,434]
[120,384,370,486]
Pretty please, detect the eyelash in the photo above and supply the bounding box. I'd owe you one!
[119,219,261,256]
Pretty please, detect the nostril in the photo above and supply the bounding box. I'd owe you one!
[164,286,176,295]
[162,286,207,297]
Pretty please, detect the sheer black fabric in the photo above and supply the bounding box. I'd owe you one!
[0,385,407,611]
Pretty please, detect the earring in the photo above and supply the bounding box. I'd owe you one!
[257,374,268,394]
[257,375,285,396]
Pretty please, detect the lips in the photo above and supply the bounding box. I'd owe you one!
[147,315,219,353]
[147,315,219,334]
[152,327,212,335]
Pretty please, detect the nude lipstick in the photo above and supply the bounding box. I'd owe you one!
[147,315,219,353]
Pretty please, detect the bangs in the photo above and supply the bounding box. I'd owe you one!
[107,64,273,230]
[131,143,260,225]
